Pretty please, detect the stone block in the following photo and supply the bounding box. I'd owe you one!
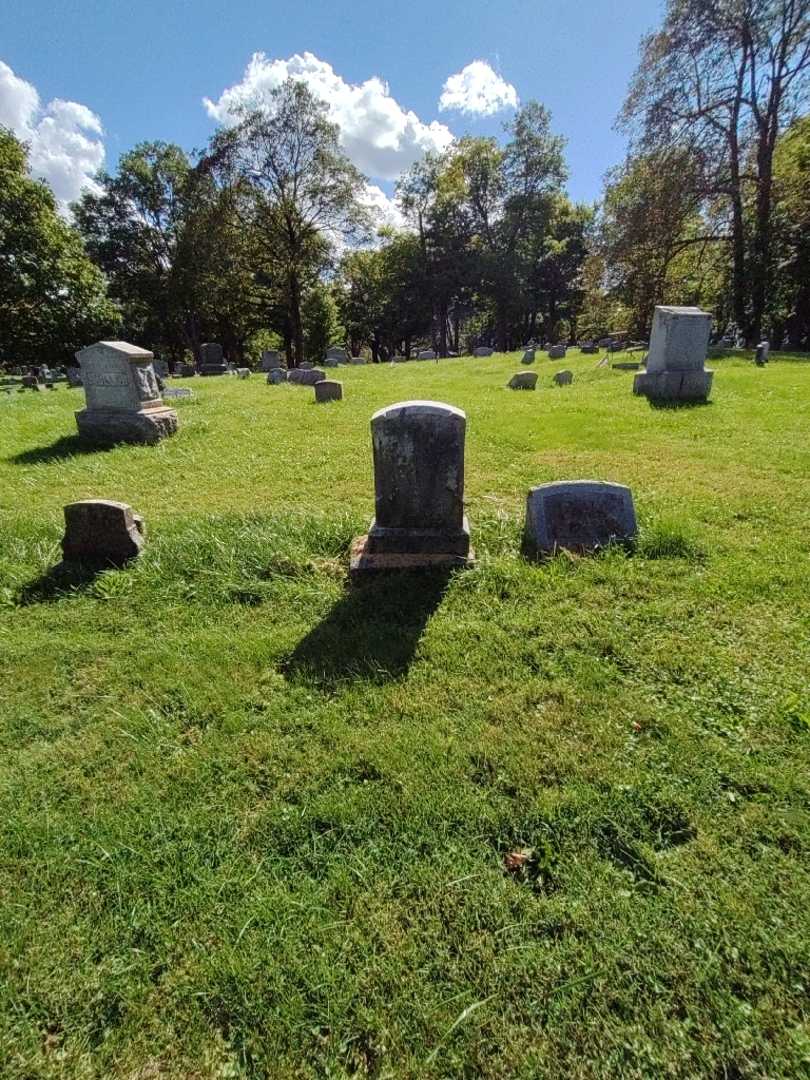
[473,346,494,357]
[521,349,536,364]
[523,481,637,557]
[315,379,343,402]
[755,341,769,366]
[267,369,287,385]
[547,345,566,359]
[645,306,711,373]
[237,368,250,378]
[633,369,713,402]
[61,499,145,568]
[287,367,326,386]
[612,361,641,370]
[417,350,436,360]
[349,356,366,365]
[508,372,537,390]
[260,350,283,371]
[199,342,227,376]
[553,370,573,386]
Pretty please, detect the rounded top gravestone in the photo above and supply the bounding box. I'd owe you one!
[370,401,466,533]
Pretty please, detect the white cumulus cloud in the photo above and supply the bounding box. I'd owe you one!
[361,182,406,232]
[439,60,518,116]
[204,51,454,181]
[0,60,104,208]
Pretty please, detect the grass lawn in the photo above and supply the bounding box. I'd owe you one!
[1,349,809,1078]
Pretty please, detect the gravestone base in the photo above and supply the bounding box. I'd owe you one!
[75,406,179,445]
[350,528,474,575]
[199,364,228,377]
[633,369,713,402]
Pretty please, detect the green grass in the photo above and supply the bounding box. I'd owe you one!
[1,349,809,1078]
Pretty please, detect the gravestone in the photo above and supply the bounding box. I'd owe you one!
[351,400,473,573]
[553,370,573,386]
[163,386,193,399]
[612,361,641,371]
[153,358,169,379]
[349,356,366,365]
[237,368,250,379]
[66,367,83,387]
[287,367,326,386]
[21,375,43,391]
[473,346,494,357]
[417,349,436,360]
[547,345,566,359]
[580,342,598,354]
[61,499,145,568]
[199,342,227,376]
[755,341,769,366]
[178,363,196,378]
[74,341,178,444]
[393,355,409,363]
[315,379,343,403]
[300,362,313,370]
[523,481,637,558]
[260,350,283,372]
[633,305,713,402]
[598,337,613,348]
[521,349,536,365]
[267,369,287,385]
[326,345,349,364]
[508,372,538,390]
[323,356,340,368]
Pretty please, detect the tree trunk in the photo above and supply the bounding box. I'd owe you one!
[289,270,304,366]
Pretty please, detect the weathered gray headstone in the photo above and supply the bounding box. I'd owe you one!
[755,341,770,366]
[260,350,283,372]
[299,361,313,370]
[580,342,598,354]
[351,400,473,572]
[547,345,566,359]
[612,361,641,371]
[199,342,227,376]
[61,499,145,568]
[473,346,494,357]
[508,372,538,390]
[267,369,287,385]
[74,341,178,444]
[287,367,326,386]
[315,379,343,403]
[633,305,713,402]
[521,349,536,365]
[417,349,436,360]
[236,368,250,378]
[553,370,573,386]
[153,358,170,378]
[66,367,83,387]
[323,356,340,368]
[163,386,193,399]
[326,345,349,364]
[523,481,637,558]
[349,356,366,365]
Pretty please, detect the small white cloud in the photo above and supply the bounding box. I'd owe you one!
[0,60,104,208]
[361,183,406,232]
[204,51,454,181]
[438,60,518,116]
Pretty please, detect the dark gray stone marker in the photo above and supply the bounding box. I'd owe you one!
[553,370,573,386]
[267,369,287,385]
[315,379,343,402]
[755,341,769,366]
[199,342,227,376]
[287,367,326,386]
[523,481,637,558]
[351,400,473,572]
[521,349,536,365]
[508,372,538,390]
[61,499,145,568]
[547,345,566,359]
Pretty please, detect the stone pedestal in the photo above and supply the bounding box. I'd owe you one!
[74,341,178,445]
[634,306,713,402]
[199,342,227,376]
[523,481,636,558]
[351,400,473,573]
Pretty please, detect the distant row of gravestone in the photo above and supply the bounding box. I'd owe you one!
[57,399,637,575]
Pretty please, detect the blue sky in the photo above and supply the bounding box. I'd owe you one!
[1,0,662,213]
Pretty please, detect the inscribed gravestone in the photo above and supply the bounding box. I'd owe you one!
[75,341,178,444]
[315,380,343,402]
[633,305,713,402]
[523,481,636,557]
[351,400,472,572]
[199,342,227,376]
[508,372,537,390]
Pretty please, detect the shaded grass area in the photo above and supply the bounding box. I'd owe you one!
[0,350,809,1077]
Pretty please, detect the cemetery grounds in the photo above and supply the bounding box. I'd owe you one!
[0,350,808,1077]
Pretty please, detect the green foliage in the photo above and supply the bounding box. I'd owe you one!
[0,127,119,369]
[303,282,343,362]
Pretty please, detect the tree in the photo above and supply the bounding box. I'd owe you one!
[0,127,118,370]
[303,282,343,362]
[74,142,192,358]
[210,79,370,365]
[622,0,810,342]
[769,113,810,346]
